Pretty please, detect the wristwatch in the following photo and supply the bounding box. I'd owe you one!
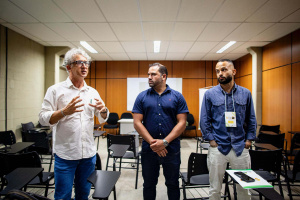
[163,139,169,147]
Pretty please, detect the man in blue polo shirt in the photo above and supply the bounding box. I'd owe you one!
[200,59,256,200]
[133,63,189,200]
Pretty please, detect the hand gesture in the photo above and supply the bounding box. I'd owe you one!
[62,96,84,115]
[89,98,106,113]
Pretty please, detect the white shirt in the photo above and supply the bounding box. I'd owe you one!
[39,77,109,160]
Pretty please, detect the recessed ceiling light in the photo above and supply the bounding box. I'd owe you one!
[216,41,236,53]
[154,41,161,53]
[80,41,98,54]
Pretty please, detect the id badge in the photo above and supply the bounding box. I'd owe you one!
[225,112,237,127]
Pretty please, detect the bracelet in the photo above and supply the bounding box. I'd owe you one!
[61,109,66,117]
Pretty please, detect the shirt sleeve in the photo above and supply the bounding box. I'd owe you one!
[200,92,214,141]
[39,86,59,127]
[176,93,189,114]
[132,93,144,114]
[245,92,257,140]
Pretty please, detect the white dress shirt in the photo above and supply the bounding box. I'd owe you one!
[39,77,109,160]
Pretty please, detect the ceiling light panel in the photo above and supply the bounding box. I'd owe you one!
[11,0,71,22]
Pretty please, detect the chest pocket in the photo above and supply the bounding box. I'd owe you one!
[83,99,95,119]
[211,99,225,117]
[235,98,247,114]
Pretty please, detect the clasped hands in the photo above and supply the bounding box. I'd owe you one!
[150,139,168,157]
[62,96,106,116]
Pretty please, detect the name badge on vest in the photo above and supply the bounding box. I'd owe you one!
[225,112,236,127]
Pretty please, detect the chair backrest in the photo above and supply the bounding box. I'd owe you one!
[0,151,41,177]
[107,134,136,155]
[187,153,209,182]
[259,124,280,134]
[290,133,300,155]
[120,112,133,119]
[187,114,195,126]
[107,113,119,125]
[249,149,282,176]
[21,122,35,132]
[95,153,102,170]
[22,131,51,154]
[0,130,16,146]
[257,132,285,149]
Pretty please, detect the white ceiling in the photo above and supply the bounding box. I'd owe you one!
[0,0,300,61]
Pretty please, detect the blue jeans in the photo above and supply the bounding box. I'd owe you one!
[54,154,96,200]
[141,151,181,200]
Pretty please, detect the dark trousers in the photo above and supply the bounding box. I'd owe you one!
[141,151,181,200]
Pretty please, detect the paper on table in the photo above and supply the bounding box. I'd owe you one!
[226,169,273,189]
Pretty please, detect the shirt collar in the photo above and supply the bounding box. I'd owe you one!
[217,83,237,94]
[150,84,171,95]
[66,77,88,91]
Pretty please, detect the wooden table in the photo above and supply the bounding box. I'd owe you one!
[7,142,34,154]
[88,170,121,200]
[254,143,278,150]
[109,144,130,171]
[0,168,43,196]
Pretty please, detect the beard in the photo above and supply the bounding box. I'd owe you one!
[218,75,232,84]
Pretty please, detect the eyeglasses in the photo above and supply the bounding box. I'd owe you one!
[71,60,91,67]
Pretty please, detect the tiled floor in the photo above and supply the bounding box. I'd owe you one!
[25,137,300,199]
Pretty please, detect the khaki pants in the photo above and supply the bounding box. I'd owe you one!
[207,147,251,200]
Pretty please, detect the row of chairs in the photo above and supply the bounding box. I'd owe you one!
[103,112,133,135]
[181,149,300,200]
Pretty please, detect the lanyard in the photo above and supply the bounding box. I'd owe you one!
[224,90,235,113]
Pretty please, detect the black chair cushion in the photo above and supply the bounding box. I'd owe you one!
[104,124,119,129]
[185,125,196,130]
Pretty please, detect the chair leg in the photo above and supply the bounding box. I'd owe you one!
[49,154,53,172]
[182,182,187,200]
[135,155,140,189]
[119,158,122,172]
[286,179,293,200]
[106,154,110,171]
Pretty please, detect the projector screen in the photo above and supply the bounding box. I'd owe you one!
[127,78,182,111]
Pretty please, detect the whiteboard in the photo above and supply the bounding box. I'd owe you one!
[127,78,182,111]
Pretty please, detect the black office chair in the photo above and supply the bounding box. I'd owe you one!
[0,151,54,197]
[256,132,286,150]
[285,133,300,170]
[120,112,133,119]
[0,130,16,152]
[88,153,119,200]
[180,153,230,200]
[21,122,35,132]
[103,113,119,135]
[259,125,281,134]
[106,134,139,189]
[284,150,300,200]
[249,149,284,197]
[184,114,197,137]
[22,130,53,172]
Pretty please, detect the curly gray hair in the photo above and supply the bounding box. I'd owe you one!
[63,47,92,73]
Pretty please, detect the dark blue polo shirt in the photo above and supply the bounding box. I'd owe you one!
[132,85,189,153]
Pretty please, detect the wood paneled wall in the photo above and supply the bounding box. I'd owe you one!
[86,61,219,137]
[236,28,300,149]
[234,54,253,93]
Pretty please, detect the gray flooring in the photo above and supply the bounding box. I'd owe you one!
[24,137,300,199]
